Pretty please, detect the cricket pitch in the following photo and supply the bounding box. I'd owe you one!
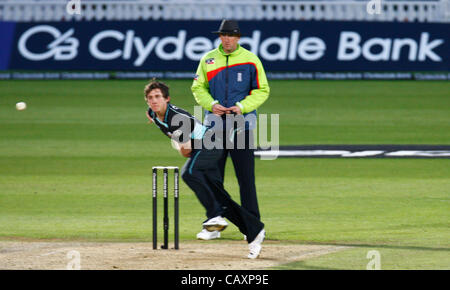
[0,240,348,270]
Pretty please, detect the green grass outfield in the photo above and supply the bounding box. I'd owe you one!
[0,80,449,269]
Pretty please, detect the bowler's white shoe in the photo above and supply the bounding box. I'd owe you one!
[197,229,221,240]
[247,229,265,259]
[202,216,228,232]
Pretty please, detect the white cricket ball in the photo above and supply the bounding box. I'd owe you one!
[16,102,27,111]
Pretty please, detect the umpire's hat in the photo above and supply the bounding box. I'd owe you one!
[212,20,242,36]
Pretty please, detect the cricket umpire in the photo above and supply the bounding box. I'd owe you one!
[191,20,270,233]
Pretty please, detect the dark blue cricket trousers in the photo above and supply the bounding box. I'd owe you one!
[181,147,264,244]
[218,129,261,220]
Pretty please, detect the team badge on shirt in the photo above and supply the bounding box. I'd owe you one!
[205,58,215,64]
[237,72,243,82]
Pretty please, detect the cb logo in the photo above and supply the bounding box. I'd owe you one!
[18,25,79,61]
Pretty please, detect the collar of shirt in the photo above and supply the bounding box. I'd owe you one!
[218,43,243,57]
[150,104,170,127]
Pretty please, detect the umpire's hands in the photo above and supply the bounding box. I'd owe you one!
[228,106,242,115]
[212,104,229,116]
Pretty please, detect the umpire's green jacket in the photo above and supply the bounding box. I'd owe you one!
[191,43,270,128]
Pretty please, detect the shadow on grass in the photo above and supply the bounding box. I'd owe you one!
[273,242,450,270]
[331,243,449,252]
[273,261,341,270]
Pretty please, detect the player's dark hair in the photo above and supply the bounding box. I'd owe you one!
[144,79,170,100]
